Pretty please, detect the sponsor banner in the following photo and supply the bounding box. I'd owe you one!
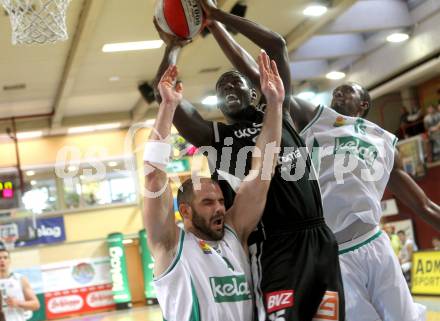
[45,284,115,319]
[41,257,112,293]
[0,216,36,242]
[138,229,156,300]
[334,136,378,168]
[107,233,131,303]
[209,275,252,303]
[16,216,66,247]
[313,291,339,321]
[411,251,440,295]
[265,290,294,314]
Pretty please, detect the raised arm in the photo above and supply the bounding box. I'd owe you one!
[200,1,317,129]
[200,1,288,96]
[226,51,284,245]
[143,65,183,276]
[387,149,440,231]
[146,19,213,147]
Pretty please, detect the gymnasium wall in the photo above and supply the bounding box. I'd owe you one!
[3,128,146,266]
[368,92,403,134]
[0,129,131,168]
[417,75,440,109]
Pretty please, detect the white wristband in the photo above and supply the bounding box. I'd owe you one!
[143,141,172,166]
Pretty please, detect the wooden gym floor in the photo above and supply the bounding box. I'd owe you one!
[64,296,440,321]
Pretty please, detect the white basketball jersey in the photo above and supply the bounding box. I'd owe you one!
[0,273,26,321]
[300,106,397,235]
[153,226,253,321]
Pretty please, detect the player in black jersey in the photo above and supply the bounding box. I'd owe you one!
[147,2,344,320]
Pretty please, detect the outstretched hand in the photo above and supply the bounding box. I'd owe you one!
[198,0,217,21]
[153,18,191,47]
[258,50,285,106]
[158,65,183,106]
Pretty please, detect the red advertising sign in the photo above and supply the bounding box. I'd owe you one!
[45,284,115,319]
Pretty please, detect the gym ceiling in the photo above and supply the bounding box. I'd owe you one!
[0,0,439,137]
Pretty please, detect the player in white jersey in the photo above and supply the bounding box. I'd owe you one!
[144,51,284,321]
[0,249,39,321]
[294,83,440,321]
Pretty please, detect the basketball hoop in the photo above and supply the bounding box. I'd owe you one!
[0,223,19,251]
[1,235,18,250]
[1,0,70,45]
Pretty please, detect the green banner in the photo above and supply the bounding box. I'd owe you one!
[107,233,131,304]
[139,230,156,301]
[25,293,46,321]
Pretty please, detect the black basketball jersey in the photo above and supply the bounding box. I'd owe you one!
[210,108,323,238]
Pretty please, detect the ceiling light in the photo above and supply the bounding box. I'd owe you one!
[303,4,328,17]
[16,131,43,140]
[108,161,118,167]
[26,170,35,177]
[202,95,218,106]
[109,76,120,82]
[68,126,95,134]
[296,91,316,100]
[326,71,346,80]
[30,180,37,186]
[95,123,121,131]
[102,40,164,53]
[386,32,409,43]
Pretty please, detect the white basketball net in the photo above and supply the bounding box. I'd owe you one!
[0,223,18,250]
[1,0,70,45]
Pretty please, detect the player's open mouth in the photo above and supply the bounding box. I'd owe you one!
[212,216,224,228]
[226,94,239,104]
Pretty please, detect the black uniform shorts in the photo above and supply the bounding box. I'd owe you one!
[249,217,345,321]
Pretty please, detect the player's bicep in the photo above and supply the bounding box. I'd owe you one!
[173,99,214,147]
[21,278,38,302]
[289,97,319,131]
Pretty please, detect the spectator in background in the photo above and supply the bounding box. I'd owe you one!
[384,224,401,256]
[399,106,425,138]
[432,236,440,250]
[397,230,418,282]
[424,105,440,161]
[424,105,440,133]
[0,248,39,321]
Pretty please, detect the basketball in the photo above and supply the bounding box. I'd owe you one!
[154,0,205,39]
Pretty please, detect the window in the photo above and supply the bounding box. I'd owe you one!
[62,158,138,209]
[0,157,138,215]
[22,173,58,214]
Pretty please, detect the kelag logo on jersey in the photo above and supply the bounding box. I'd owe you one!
[209,275,251,303]
[334,136,378,168]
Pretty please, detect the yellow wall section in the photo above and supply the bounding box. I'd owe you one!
[64,205,143,242]
[11,240,108,269]
[0,130,131,167]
